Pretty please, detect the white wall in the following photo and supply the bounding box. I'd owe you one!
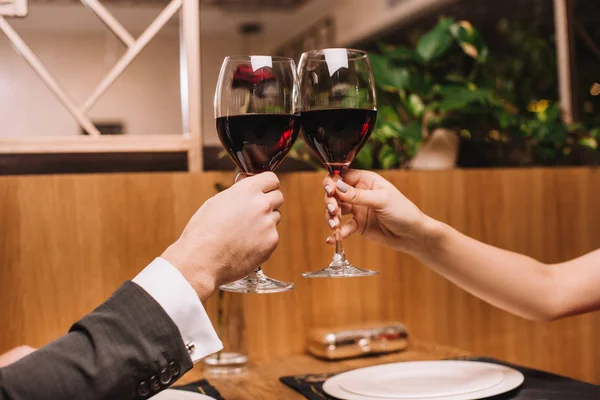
[0,2,335,146]
[200,34,239,146]
[0,29,240,145]
[331,0,455,46]
[0,31,182,138]
[261,0,336,52]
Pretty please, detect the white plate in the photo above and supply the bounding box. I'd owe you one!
[151,389,217,400]
[323,361,524,400]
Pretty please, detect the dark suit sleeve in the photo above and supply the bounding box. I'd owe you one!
[0,281,194,400]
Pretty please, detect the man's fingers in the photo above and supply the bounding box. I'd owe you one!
[266,190,284,211]
[273,210,282,225]
[242,172,280,193]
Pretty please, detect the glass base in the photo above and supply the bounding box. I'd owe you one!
[219,269,294,293]
[203,352,248,375]
[302,254,379,278]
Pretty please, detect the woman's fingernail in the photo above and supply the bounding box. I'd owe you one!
[328,219,337,229]
[325,185,333,195]
[326,236,333,243]
[327,203,336,214]
[336,180,350,193]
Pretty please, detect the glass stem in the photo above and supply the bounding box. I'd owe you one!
[216,289,225,361]
[334,226,345,260]
[241,267,265,284]
[332,173,347,267]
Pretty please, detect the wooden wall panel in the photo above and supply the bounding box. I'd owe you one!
[1,169,600,383]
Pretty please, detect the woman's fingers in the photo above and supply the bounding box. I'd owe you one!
[325,218,359,244]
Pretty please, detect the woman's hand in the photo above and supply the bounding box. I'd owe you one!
[323,169,432,255]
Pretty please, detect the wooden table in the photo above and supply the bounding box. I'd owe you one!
[179,341,471,399]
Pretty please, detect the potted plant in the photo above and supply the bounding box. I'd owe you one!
[363,18,491,170]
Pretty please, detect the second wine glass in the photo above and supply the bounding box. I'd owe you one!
[298,48,378,278]
[215,55,300,293]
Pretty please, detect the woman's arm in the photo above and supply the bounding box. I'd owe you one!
[323,170,600,321]
[420,221,600,320]
[422,221,597,320]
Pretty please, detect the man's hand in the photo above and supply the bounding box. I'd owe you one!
[162,172,283,300]
[0,346,36,368]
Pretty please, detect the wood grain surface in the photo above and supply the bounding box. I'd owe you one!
[1,169,600,383]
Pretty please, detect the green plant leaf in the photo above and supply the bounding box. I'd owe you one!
[399,121,423,159]
[542,102,561,122]
[340,87,370,108]
[566,122,585,134]
[378,43,424,64]
[379,105,401,123]
[353,142,374,169]
[437,85,491,111]
[498,111,520,130]
[400,121,422,141]
[450,21,489,63]
[409,73,434,98]
[406,94,425,118]
[445,73,469,84]
[579,137,598,150]
[369,53,411,92]
[378,144,399,169]
[416,18,454,63]
[259,105,284,113]
[372,120,402,142]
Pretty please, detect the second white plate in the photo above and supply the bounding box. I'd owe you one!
[323,360,524,400]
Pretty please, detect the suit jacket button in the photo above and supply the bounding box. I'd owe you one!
[150,375,161,391]
[169,362,181,378]
[159,368,171,385]
[137,382,150,397]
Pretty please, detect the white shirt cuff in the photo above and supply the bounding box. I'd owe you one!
[133,257,223,363]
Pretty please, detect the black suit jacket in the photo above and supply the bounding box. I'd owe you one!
[0,281,194,400]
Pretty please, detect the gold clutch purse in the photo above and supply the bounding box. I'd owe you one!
[307,322,409,360]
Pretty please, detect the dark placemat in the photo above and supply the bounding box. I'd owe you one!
[173,379,224,399]
[280,356,600,400]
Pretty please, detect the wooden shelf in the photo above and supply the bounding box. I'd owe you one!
[0,134,192,154]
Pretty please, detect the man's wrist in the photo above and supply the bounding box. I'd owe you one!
[161,241,217,302]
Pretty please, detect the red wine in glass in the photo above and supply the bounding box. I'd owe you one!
[217,114,300,175]
[300,108,377,175]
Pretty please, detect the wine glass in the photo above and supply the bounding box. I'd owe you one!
[214,55,299,293]
[298,48,378,278]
